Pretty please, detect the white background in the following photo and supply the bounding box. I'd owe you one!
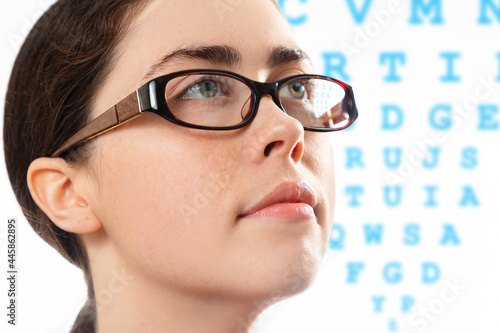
[1,1,499,332]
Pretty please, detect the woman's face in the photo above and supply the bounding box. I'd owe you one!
[85,0,335,301]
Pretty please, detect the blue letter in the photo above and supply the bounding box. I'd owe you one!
[478,104,499,130]
[497,53,500,81]
[429,104,452,130]
[323,52,350,82]
[277,0,308,26]
[380,53,406,82]
[459,185,480,207]
[388,319,397,331]
[364,224,384,245]
[384,186,402,207]
[329,224,345,249]
[384,262,402,284]
[346,147,365,169]
[440,224,460,245]
[384,147,403,169]
[478,0,500,24]
[439,52,461,82]
[382,105,404,130]
[409,0,444,24]
[347,262,365,283]
[345,0,374,24]
[461,147,478,169]
[346,185,364,207]
[372,295,385,312]
[424,185,438,207]
[422,147,441,169]
[401,295,415,313]
[422,262,440,283]
[404,224,420,246]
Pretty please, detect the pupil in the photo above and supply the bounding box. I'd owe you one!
[201,80,217,97]
[289,81,305,98]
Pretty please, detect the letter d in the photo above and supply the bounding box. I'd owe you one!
[422,262,440,284]
[382,105,404,130]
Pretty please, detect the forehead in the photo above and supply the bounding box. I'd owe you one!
[94,0,298,115]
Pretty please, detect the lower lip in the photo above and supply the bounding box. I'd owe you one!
[240,203,315,220]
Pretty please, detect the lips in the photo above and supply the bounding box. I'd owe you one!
[238,180,317,220]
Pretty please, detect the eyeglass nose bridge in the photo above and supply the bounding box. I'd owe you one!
[252,81,286,113]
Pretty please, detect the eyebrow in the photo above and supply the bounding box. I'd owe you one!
[267,46,309,68]
[143,44,310,81]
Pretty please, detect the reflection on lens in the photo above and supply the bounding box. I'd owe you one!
[279,77,349,130]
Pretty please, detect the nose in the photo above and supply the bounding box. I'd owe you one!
[243,95,304,164]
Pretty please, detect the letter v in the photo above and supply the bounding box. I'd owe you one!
[345,0,374,24]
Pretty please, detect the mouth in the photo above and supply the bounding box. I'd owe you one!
[238,180,317,220]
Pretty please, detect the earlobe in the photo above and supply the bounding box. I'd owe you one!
[27,157,102,234]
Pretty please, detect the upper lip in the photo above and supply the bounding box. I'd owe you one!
[239,180,317,217]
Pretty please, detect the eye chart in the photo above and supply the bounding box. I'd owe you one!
[257,1,500,332]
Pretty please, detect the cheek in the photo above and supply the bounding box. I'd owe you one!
[87,122,240,283]
[303,132,336,236]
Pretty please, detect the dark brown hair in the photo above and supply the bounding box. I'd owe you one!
[3,0,150,331]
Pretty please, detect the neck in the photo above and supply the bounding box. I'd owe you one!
[95,273,265,333]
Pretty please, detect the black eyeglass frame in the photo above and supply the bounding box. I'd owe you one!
[51,69,358,157]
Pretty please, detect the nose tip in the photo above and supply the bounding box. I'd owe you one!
[243,95,305,164]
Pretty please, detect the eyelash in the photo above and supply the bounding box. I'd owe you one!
[176,76,228,100]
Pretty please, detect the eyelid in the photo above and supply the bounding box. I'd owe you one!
[174,75,228,101]
[271,69,309,82]
[165,76,190,100]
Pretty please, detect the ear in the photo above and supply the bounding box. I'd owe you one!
[27,157,102,234]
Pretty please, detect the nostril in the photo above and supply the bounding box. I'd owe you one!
[291,144,299,158]
[264,141,284,156]
[291,140,304,162]
[264,142,275,157]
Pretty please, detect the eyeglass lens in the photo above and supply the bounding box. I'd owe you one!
[165,74,350,130]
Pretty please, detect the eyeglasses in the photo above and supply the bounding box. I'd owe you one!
[51,69,358,157]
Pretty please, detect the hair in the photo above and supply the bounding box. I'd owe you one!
[3,0,151,331]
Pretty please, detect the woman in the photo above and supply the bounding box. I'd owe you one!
[4,0,357,332]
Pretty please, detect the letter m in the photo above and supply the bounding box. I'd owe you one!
[478,0,500,24]
[409,0,444,24]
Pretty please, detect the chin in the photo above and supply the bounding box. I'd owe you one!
[255,244,323,304]
[276,267,317,301]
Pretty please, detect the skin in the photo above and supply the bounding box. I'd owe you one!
[27,0,336,332]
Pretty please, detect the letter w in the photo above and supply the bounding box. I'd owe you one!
[363,224,384,245]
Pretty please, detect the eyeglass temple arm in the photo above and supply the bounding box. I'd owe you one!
[51,91,141,157]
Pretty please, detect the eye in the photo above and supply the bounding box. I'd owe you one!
[287,80,306,99]
[180,78,225,99]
